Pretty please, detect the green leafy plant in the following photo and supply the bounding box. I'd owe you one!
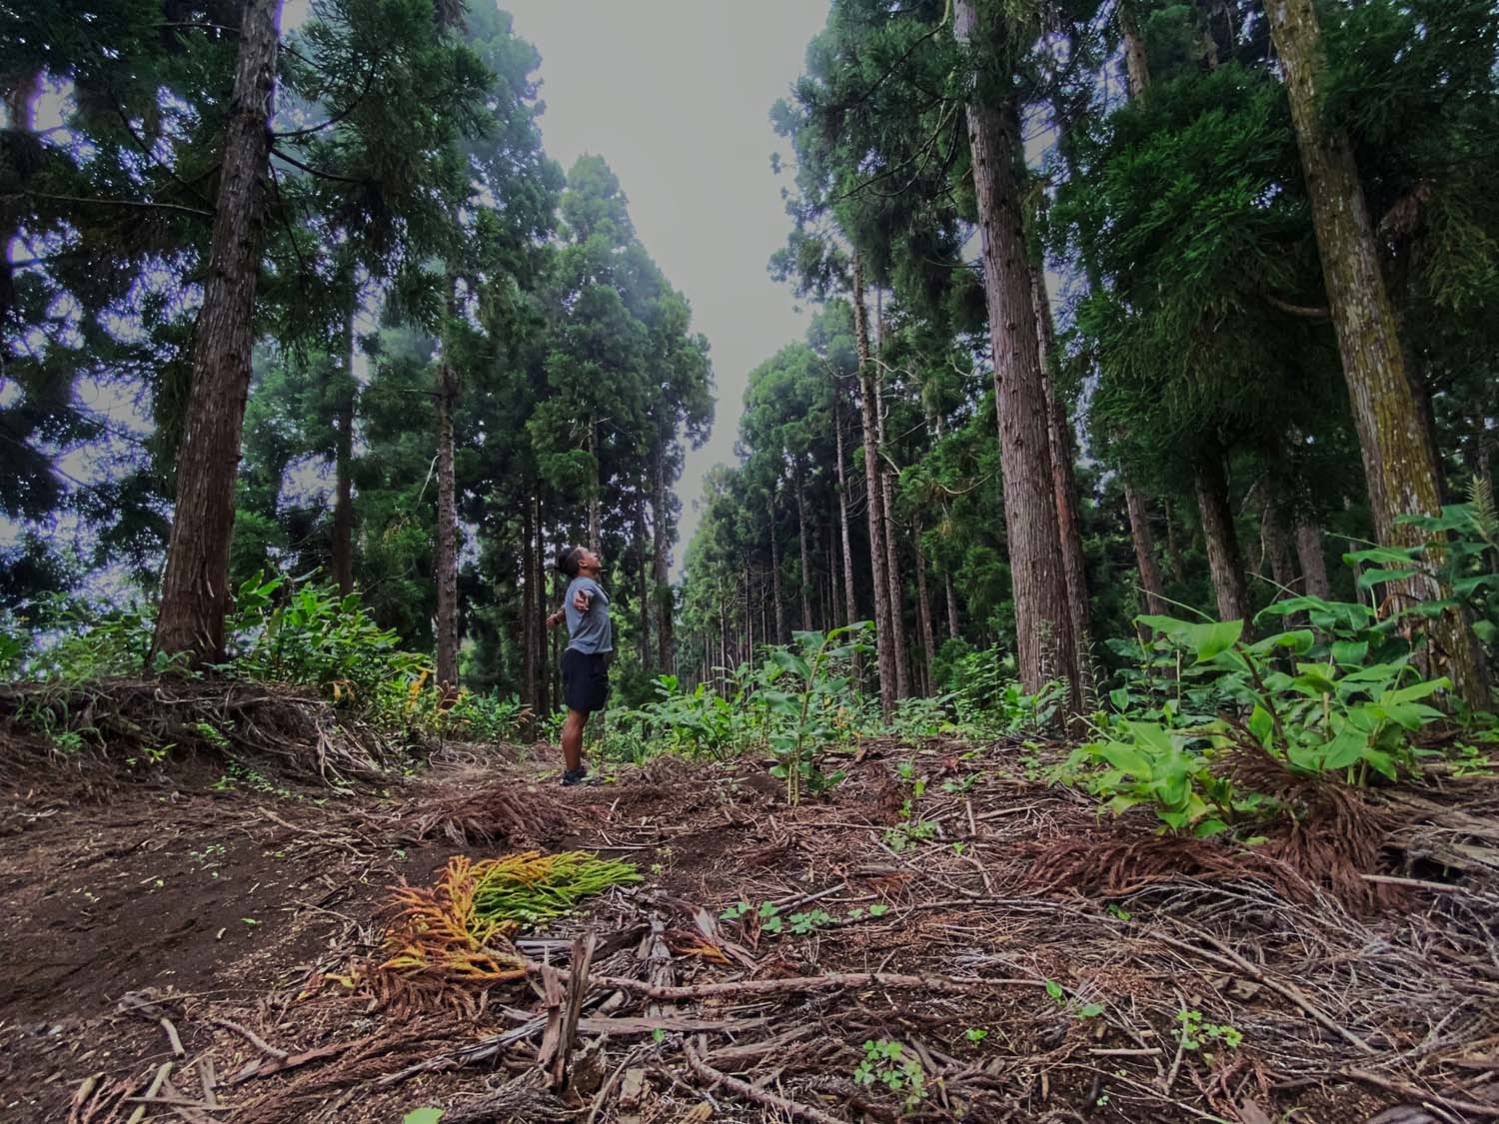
[1043,979,1104,1020]
[1175,1009,1242,1052]
[788,908,834,934]
[1082,605,1458,835]
[964,1027,988,1045]
[852,1039,927,1109]
[761,623,870,804]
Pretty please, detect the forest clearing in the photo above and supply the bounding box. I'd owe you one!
[3,701,1498,1124]
[4,0,1499,1120]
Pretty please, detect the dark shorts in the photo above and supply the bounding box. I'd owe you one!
[561,648,610,714]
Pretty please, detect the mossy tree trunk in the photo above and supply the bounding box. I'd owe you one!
[1266,0,1487,706]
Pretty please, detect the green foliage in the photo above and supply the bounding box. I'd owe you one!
[227,574,431,726]
[762,623,871,804]
[1,597,162,683]
[1080,584,1469,834]
[852,1039,927,1110]
[1175,1009,1243,1053]
[1343,490,1499,666]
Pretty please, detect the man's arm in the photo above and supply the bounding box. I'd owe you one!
[545,587,592,630]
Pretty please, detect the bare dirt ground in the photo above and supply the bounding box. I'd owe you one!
[3,732,1497,1123]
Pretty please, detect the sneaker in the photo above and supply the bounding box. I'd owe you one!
[560,765,589,787]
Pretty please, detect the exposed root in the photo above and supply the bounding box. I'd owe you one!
[0,676,394,786]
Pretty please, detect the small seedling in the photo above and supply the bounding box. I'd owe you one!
[651,1027,666,1044]
[951,841,967,857]
[720,900,752,921]
[1106,904,1132,921]
[1044,979,1104,1020]
[1175,1009,1242,1053]
[789,908,833,935]
[964,1027,988,1045]
[852,1039,927,1109]
[868,903,889,918]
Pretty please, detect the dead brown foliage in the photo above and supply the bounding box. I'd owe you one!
[381,776,571,847]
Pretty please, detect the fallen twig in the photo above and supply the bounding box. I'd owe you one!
[1342,1067,1499,1119]
[124,1062,173,1124]
[683,1039,848,1124]
[207,1017,289,1062]
[1150,928,1376,1055]
[524,962,1044,1001]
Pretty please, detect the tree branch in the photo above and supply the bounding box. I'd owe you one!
[1264,293,1330,320]
[269,146,366,186]
[23,191,212,219]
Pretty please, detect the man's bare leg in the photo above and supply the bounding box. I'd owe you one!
[561,708,588,772]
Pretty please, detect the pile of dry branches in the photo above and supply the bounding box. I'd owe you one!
[0,676,395,784]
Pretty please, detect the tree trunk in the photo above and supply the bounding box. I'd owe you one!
[915,527,937,697]
[945,572,960,641]
[151,0,283,666]
[434,292,460,693]
[536,496,551,717]
[1033,264,1093,690]
[768,490,785,645]
[522,499,538,721]
[835,388,861,635]
[796,465,814,632]
[875,389,911,700]
[1260,487,1298,594]
[1,70,44,344]
[587,416,601,557]
[1118,0,1152,98]
[651,449,674,675]
[953,0,1078,705]
[1194,453,1251,627]
[1296,519,1331,600]
[852,253,896,717]
[331,296,356,596]
[1165,499,1189,585]
[1124,482,1167,615]
[636,499,651,674]
[1265,0,1486,706]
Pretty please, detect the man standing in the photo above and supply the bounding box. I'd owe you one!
[546,545,611,785]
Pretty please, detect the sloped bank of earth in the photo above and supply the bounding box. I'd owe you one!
[2,731,1497,1123]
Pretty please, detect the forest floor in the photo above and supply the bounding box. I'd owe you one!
[3,719,1499,1124]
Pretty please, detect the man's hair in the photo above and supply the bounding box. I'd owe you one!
[554,544,583,577]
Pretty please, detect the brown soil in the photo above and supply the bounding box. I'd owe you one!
[2,738,1496,1124]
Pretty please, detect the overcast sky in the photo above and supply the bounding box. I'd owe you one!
[498,0,831,568]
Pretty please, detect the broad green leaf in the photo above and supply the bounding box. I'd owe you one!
[1321,727,1368,771]
[1249,629,1314,655]
[1136,614,1199,639]
[1096,744,1151,776]
[1357,566,1419,589]
[1330,640,1369,665]
[1292,668,1338,697]
[1388,677,1449,705]
[1344,546,1420,566]
[404,1111,444,1124]
[1248,705,1274,745]
[1188,620,1244,662]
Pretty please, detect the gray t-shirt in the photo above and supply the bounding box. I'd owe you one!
[564,576,612,654]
